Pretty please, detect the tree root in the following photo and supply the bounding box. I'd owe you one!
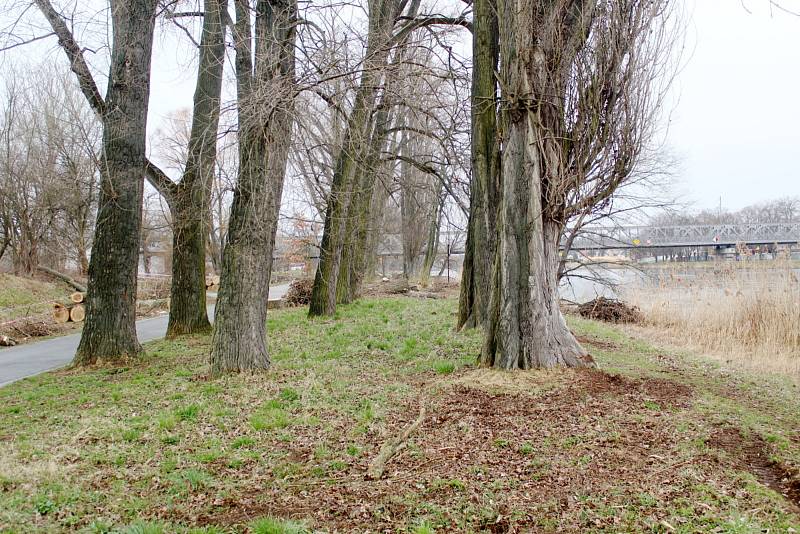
[366,403,426,480]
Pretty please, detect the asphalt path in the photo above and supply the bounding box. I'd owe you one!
[0,283,290,388]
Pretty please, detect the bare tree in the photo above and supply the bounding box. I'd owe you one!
[144,0,229,338]
[0,62,101,276]
[480,0,679,369]
[307,0,472,316]
[27,0,161,363]
[209,0,297,374]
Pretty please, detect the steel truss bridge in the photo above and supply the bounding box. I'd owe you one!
[293,224,800,257]
[567,223,800,251]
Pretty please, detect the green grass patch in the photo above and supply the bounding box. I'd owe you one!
[1,296,799,532]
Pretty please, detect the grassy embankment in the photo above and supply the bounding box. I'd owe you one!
[0,274,72,324]
[1,296,799,533]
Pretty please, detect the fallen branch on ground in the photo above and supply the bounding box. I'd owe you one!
[366,403,426,480]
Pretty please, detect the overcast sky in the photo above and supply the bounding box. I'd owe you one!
[666,0,800,211]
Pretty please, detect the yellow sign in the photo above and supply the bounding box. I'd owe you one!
[632,238,641,246]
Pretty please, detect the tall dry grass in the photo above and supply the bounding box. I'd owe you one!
[624,262,800,379]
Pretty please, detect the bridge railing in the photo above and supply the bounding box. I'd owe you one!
[565,223,800,250]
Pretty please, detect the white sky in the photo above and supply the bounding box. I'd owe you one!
[666,0,800,211]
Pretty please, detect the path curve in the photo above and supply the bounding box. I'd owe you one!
[0,284,290,388]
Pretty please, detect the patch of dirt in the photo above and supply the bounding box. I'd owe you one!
[188,369,697,531]
[454,368,692,409]
[709,426,800,509]
[575,335,621,351]
[577,369,693,408]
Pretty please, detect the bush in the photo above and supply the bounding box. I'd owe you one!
[285,279,313,306]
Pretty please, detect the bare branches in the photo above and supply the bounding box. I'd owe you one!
[32,0,106,117]
[0,30,55,52]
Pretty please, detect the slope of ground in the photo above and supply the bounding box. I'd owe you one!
[0,273,72,322]
[0,273,78,342]
[0,297,799,533]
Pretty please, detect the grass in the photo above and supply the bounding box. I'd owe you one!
[0,296,799,532]
[0,273,71,322]
[625,262,800,379]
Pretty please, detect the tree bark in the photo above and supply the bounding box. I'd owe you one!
[480,0,594,370]
[456,0,500,330]
[482,119,592,369]
[209,0,296,374]
[308,0,403,317]
[73,0,158,365]
[165,0,228,337]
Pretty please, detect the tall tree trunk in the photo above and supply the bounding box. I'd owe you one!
[481,0,593,370]
[482,119,592,369]
[339,104,395,302]
[456,0,500,330]
[209,0,296,374]
[74,0,157,364]
[308,0,402,316]
[308,75,383,315]
[419,189,444,287]
[165,0,228,337]
[399,129,421,280]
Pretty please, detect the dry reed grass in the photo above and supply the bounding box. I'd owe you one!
[624,262,800,380]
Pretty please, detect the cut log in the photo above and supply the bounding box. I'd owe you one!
[0,334,16,347]
[69,304,86,322]
[52,305,70,324]
[70,292,85,303]
[36,266,87,292]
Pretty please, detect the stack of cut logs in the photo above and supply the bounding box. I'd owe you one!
[52,292,86,323]
[206,275,220,292]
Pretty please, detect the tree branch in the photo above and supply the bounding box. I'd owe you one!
[33,0,106,117]
[391,14,473,47]
[34,0,177,205]
[144,160,178,203]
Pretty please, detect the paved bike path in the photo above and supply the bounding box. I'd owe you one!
[0,284,289,388]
